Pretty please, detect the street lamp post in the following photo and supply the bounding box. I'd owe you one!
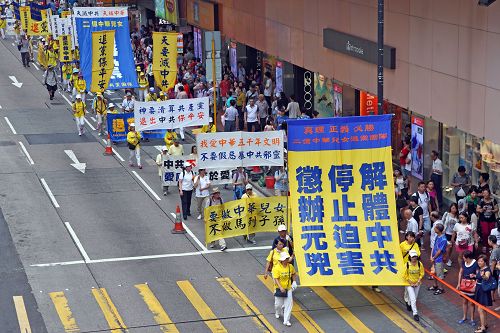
[377,0,384,111]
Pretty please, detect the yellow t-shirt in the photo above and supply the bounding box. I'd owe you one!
[403,261,424,284]
[127,131,141,148]
[266,248,286,268]
[47,50,57,67]
[272,263,295,290]
[138,76,148,88]
[75,79,86,92]
[241,192,257,199]
[0,18,6,29]
[72,101,85,118]
[93,99,107,115]
[168,144,184,156]
[145,93,157,102]
[399,241,421,264]
[201,124,216,133]
[164,131,178,148]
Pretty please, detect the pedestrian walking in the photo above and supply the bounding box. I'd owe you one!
[121,92,135,113]
[206,187,227,251]
[223,99,238,132]
[476,188,498,247]
[156,146,169,195]
[272,251,298,327]
[411,182,432,249]
[242,184,257,244]
[452,212,476,267]
[245,98,259,132]
[456,250,478,326]
[487,235,499,302]
[272,224,294,259]
[430,151,443,207]
[92,93,107,136]
[194,168,210,220]
[474,254,493,333]
[43,65,58,100]
[18,35,30,67]
[127,123,142,169]
[232,166,248,200]
[73,73,87,103]
[72,94,86,136]
[443,203,459,267]
[403,249,424,322]
[179,162,194,220]
[264,239,286,279]
[256,94,269,131]
[137,71,148,101]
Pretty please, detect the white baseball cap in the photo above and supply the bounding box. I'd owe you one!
[279,252,290,261]
[245,184,253,190]
[409,249,419,258]
[162,146,168,151]
[184,161,191,167]
[108,103,115,108]
[129,123,135,127]
[277,225,287,232]
[75,94,82,99]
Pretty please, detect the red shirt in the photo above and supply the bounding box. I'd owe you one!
[400,146,410,165]
[219,79,230,98]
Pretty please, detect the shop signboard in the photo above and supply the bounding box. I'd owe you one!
[229,42,237,78]
[275,61,283,95]
[323,28,396,69]
[411,116,424,180]
[155,0,178,25]
[360,91,378,116]
[193,27,203,60]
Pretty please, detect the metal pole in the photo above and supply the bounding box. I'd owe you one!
[377,0,384,111]
[212,36,217,130]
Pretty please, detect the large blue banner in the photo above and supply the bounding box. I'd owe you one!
[106,113,166,142]
[73,7,138,91]
[30,3,46,21]
[13,2,20,20]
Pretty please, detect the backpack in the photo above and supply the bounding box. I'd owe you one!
[209,196,223,206]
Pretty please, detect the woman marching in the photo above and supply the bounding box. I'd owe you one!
[272,252,298,327]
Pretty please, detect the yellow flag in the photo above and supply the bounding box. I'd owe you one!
[28,11,50,36]
[19,6,30,31]
[91,30,115,93]
[152,32,177,92]
[39,9,51,36]
[59,35,73,63]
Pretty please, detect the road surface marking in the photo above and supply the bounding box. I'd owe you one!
[40,178,60,208]
[101,139,125,161]
[135,284,179,333]
[132,170,161,201]
[177,280,227,333]
[217,277,278,333]
[31,246,273,267]
[64,222,90,263]
[49,291,80,332]
[155,145,163,151]
[170,212,207,251]
[312,287,373,333]
[83,117,96,131]
[12,42,15,46]
[257,275,324,333]
[376,292,427,333]
[91,288,127,332]
[32,63,39,71]
[353,286,421,333]
[90,116,96,122]
[4,116,17,134]
[59,91,72,106]
[19,141,34,165]
[13,296,32,333]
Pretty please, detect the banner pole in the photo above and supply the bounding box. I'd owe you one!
[212,36,216,131]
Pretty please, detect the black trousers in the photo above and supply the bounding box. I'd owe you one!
[21,52,29,66]
[237,107,245,130]
[180,190,193,218]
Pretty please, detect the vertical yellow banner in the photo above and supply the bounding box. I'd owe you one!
[39,9,51,36]
[28,11,50,36]
[91,30,115,93]
[59,35,73,62]
[152,32,177,92]
[61,10,71,18]
[19,6,30,31]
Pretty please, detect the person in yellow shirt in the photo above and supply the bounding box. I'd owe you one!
[107,102,118,114]
[137,72,148,101]
[37,39,47,68]
[92,93,107,136]
[272,252,298,327]
[264,238,287,279]
[61,63,72,92]
[400,231,420,265]
[167,139,184,156]
[164,130,178,149]
[235,87,246,130]
[46,45,57,68]
[403,250,424,322]
[69,68,79,94]
[73,46,80,62]
[157,91,167,102]
[51,39,59,57]
[127,123,142,169]
[200,117,216,133]
[72,94,86,136]
[73,73,87,103]
[0,11,6,40]
[145,87,157,102]
[242,184,258,244]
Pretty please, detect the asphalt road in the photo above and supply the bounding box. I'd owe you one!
[0,37,440,333]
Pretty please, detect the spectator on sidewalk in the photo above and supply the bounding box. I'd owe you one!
[235,87,246,130]
[403,249,424,322]
[477,173,490,200]
[456,250,477,327]
[429,211,443,257]
[256,94,269,131]
[245,98,259,132]
[285,94,300,119]
[426,180,439,212]
[452,212,475,267]
[430,150,443,206]
[487,235,500,302]
[490,220,500,246]
[274,165,288,196]
[451,166,471,203]
[399,138,412,178]
[428,223,446,295]
[443,203,459,267]
[476,188,498,248]
[223,99,237,132]
[263,71,273,108]
[407,199,422,246]
[474,254,492,333]
[411,182,432,250]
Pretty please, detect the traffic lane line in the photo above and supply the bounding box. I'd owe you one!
[135,284,180,333]
[257,275,324,333]
[101,138,125,162]
[217,277,278,333]
[30,246,272,267]
[83,117,95,131]
[311,286,373,333]
[132,170,161,201]
[177,280,228,333]
[49,291,80,333]
[170,212,208,252]
[13,296,32,333]
[40,178,60,208]
[64,222,91,263]
[91,288,127,332]
[4,116,17,134]
[19,141,34,164]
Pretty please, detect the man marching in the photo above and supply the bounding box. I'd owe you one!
[72,94,86,136]
[92,92,107,136]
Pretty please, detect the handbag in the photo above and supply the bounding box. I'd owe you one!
[274,266,290,298]
[459,278,477,293]
[481,274,498,292]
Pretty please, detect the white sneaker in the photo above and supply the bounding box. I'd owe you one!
[284,321,291,327]
[446,260,452,267]
[197,214,202,220]
[275,313,280,319]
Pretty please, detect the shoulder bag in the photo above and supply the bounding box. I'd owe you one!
[274,266,290,297]
[459,278,476,293]
[481,271,498,292]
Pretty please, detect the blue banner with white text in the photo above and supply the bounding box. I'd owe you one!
[106,113,166,142]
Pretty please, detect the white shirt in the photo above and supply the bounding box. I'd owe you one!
[286,101,300,119]
[406,217,419,234]
[122,98,135,111]
[264,77,272,96]
[432,158,443,175]
[195,175,210,198]
[417,191,430,218]
[178,170,194,191]
[453,223,473,246]
[490,228,500,246]
[405,152,412,171]
[245,104,259,123]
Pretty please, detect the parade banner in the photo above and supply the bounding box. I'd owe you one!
[29,2,45,21]
[74,7,138,90]
[204,197,288,244]
[134,97,209,131]
[162,155,198,186]
[13,2,20,20]
[61,10,71,18]
[59,35,73,62]
[106,113,166,142]
[196,131,285,169]
[19,6,29,31]
[91,30,115,92]
[206,168,236,185]
[6,18,16,36]
[287,115,405,286]
[155,0,178,25]
[152,32,177,92]
[27,8,49,36]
